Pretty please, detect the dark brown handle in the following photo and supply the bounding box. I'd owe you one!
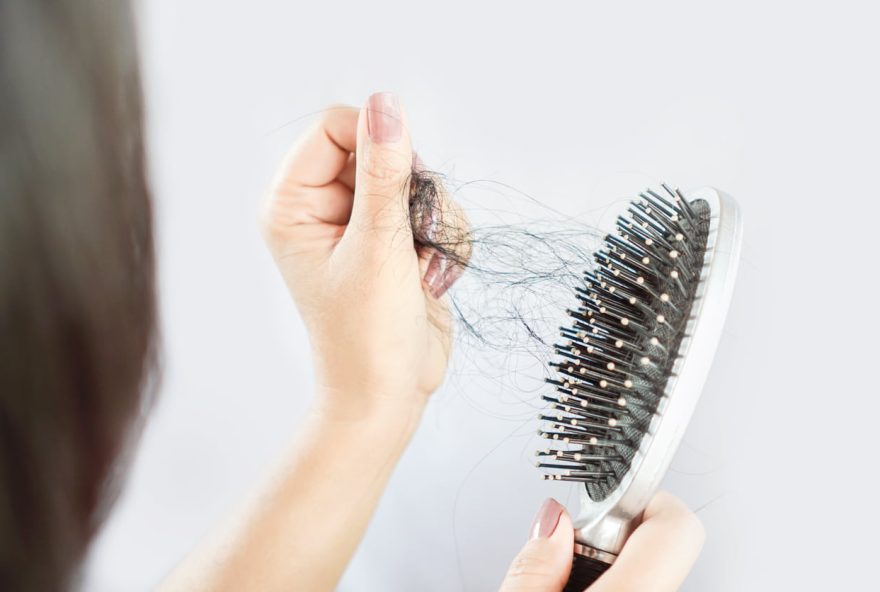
[562,550,612,591]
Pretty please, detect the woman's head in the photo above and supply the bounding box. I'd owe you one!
[0,0,155,588]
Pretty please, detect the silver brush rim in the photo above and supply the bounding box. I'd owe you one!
[572,186,743,556]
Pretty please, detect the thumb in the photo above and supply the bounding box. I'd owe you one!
[500,498,574,592]
[349,92,414,249]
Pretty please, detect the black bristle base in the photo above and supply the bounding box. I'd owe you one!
[536,185,711,501]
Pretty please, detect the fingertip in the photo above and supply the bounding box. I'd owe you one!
[529,498,565,540]
[354,93,412,183]
[647,492,705,542]
[543,501,575,587]
[535,498,575,565]
[501,500,574,592]
[549,502,574,545]
[645,490,688,518]
[359,92,411,153]
[366,92,403,144]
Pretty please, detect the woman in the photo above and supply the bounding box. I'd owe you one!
[0,1,703,590]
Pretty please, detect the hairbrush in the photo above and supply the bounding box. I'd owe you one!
[536,185,742,590]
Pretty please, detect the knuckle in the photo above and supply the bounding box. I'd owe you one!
[354,198,411,234]
[360,146,411,185]
[259,194,305,252]
[316,104,352,127]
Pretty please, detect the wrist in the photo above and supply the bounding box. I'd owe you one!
[310,384,427,442]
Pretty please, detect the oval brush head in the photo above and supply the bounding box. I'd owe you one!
[537,184,710,496]
[535,185,742,589]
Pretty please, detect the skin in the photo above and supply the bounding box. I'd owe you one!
[160,94,703,592]
[500,492,705,591]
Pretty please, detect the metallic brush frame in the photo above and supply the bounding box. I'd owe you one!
[573,186,743,557]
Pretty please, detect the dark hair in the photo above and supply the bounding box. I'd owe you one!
[0,1,155,589]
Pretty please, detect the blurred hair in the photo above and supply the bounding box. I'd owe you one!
[0,0,590,587]
[0,1,156,589]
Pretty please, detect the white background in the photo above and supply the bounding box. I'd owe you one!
[84,1,879,590]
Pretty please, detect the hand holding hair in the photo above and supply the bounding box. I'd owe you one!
[263,92,467,414]
[160,93,467,592]
[500,492,704,591]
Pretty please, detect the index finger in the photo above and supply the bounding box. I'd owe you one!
[273,106,359,191]
[587,492,705,591]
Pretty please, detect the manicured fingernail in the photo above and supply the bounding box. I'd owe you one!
[530,498,564,540]
[367,92,402,143]
[424,252,462,299]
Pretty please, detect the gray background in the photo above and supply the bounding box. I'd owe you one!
[83,1,878,590]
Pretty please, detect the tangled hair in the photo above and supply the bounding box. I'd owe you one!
[0,1,156,589]
[409,170,600,357]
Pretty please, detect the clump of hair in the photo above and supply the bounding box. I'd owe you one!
[407,168,602,357]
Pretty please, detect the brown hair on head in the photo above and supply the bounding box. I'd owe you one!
[0,1,156,589]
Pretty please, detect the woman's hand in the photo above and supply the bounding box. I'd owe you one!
[262,92,464,423]
[500,492,705,591]
[162,94,467,592]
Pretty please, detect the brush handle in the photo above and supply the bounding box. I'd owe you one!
[562,545,615,591]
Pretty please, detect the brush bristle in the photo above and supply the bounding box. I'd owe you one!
[536,184,711,501]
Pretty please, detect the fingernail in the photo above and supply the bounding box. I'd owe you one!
[412,153,425,172]
[424,252,462,299]
[530,498,564,540]
[367,92,402,143]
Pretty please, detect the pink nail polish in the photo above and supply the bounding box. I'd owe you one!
[423,252,445,296]
[367,92,402,143]
[424,253,463,299]
[437,262,463,296]
[530,498,564,540]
